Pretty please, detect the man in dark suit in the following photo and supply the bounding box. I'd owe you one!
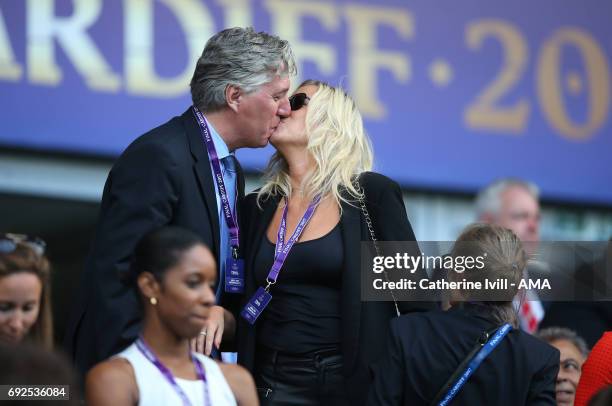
[64,27,295,375]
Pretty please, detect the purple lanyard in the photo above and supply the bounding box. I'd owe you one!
[265,195,321,289]
[135,337,211,406]
[192,106,240,255]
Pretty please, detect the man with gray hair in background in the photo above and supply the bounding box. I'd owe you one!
[475,178,545,333]
[475,178,541,253]
[65,27,296,375]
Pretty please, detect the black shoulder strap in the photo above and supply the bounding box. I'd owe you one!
[354,178,401,317]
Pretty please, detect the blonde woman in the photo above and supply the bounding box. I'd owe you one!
[235,80,432,405]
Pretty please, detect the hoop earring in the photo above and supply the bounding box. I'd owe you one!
[150,297,157,306]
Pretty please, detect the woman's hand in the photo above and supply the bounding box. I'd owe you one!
[192,305,225,355]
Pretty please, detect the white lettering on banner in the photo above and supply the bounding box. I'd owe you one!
[27,0,120,90]
[537,28,610,140]
[2,0,608,138]
[0,7,21,81]
[216,0,252,29]
[344,5,413,118]
[464,20,530,133]
[2,0,412,118]
[125,0,214,97]
[265,0,339,87]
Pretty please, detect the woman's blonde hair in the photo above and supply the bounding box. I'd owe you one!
[257,80,373,207]
[0,242,53,350]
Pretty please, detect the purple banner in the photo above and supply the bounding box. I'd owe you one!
[0,0,611,205]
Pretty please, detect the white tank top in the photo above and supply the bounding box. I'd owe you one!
[115,342,237,406]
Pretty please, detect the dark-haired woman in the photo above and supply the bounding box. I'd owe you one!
[368,224,559,406]
[86,227,258,406]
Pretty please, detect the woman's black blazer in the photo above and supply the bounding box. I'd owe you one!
[233,172,435,404]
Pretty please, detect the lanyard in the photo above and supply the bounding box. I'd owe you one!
[240,196,322,325]
[192,106,240,256]
[265,195,321,290]
[438,323,512,406]
[135,337,211,406]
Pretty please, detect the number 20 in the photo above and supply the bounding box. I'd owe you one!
[464,19,529,133]
[464,19,610,140]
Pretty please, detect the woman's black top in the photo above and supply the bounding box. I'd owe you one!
[253,222,343,354]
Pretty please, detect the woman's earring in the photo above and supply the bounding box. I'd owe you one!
[150,297,158,306]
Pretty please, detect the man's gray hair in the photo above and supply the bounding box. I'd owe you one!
[475,178,540,219]
[537,326,589,357]
[190,27,296,113]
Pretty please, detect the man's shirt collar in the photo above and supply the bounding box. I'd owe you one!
[203,115,231,160]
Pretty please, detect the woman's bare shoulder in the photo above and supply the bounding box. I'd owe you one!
[217,362,254,386]
[216,362,258,406]
[86,358,137,406]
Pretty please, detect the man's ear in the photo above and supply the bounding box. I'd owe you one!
[225,84,242,113]
[137,272,161,302]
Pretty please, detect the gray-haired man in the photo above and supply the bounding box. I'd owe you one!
[475,178,541,254]
[65,27,295,375]
[476,178,545,333]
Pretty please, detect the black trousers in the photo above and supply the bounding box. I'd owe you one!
[254,346,350,406]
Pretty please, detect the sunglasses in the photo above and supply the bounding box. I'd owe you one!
[0,233,46,256]
[289,93,310,111]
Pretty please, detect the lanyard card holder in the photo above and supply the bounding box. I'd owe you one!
[241,287,273,325]
[225,251,245,293]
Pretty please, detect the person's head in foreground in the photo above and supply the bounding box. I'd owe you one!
[258,79,373,204]
[0,233,53,349]
[448,223,526,327]
[0,342,79,406]
[86,226,257,406]
[191,26,295,150]
[538,327,589,406]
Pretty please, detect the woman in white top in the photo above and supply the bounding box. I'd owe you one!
[86,226,258,406]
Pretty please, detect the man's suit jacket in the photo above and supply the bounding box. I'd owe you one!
[368,306,560,406]
[64,108,245,375]
[235,172,435,406]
